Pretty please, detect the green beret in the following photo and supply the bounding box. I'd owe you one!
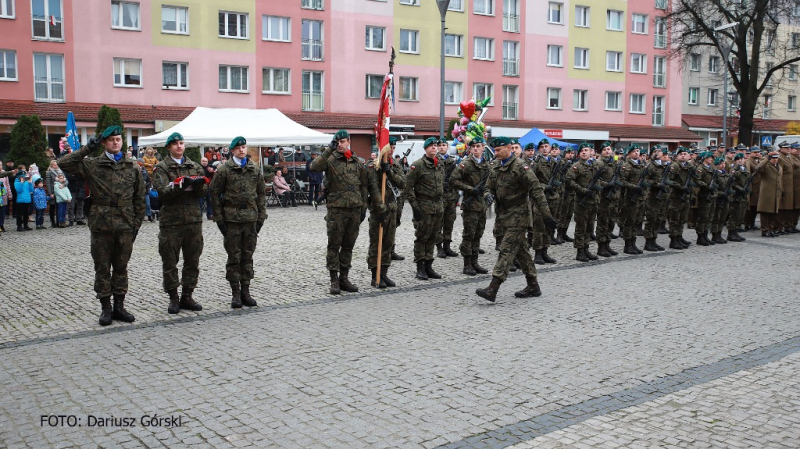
[676,147,688,155]
[470,137,485,145]
[552,143,561,150]
[388,136,398,146]
[733,153,745,160]
[100,125,122,140]
[537,138,550,148]
[334,129,350,140]
[423,137,438,148]
[510,138,519,145]
[714,156,725,165]
[229,136,247,149]
[579,142,591,150]
[524,143,535,150]
[650,146,663,156]
[601,141,612,148]
[625,145,639,155]
[165,132,183,147]
[700,151,714,160]
[490,136,513,147]
[614,147,625,154]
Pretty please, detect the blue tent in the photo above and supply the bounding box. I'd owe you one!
[518,128,578,150]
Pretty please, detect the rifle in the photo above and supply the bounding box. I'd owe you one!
[717,173,736,205]
[545,160,568,194]
[628,162,650,202]
[734,171,756,201]
[706,169,719,200]
[654,164,671,201]
[462,166,491,209]
[679,166,696,202]
[579,165,605,207]
[605,162,623,200]
[443,157,458,188]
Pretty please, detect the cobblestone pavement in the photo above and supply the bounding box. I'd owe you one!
[0,203,798,448]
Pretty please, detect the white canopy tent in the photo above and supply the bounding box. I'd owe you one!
[138,107,333,147]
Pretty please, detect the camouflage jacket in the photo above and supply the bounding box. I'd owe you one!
[620,159,645,202]
[366,160,406,213]
[487,154,552,229]
[644,161,668,200]
[152,157,207,227]
[310,146,368,209]
[597,157,621,201]
[406,156,444,214]
[58,145,145,233]
[668,162,693,200]
[439,154,459,196]
[534,157,560,200]
[209,158,267,223]
[566,159,601,205]
[449,155,490,212]
[693,164,717,198]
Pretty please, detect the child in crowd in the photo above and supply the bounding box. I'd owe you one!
[33,179,48,230]
[54,174,72,228]
[14,171,32,231]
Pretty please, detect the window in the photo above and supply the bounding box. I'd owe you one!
[0,50,17,81]
[474,83,494,105]
[631,14,647,34]
[764,95,771,118]
[630,53,646,74]
[31,0,62,40]
[113,58,142,87]
[448,0,463,11]
[652,96,664,126]
[474,0,494,15]
[444,81,462,104]
[474,37,494,60]
[263,68,290,94]
[33,53,64,102]
[793,33,800,49]
[112,1,140,30]
[790,64,798,81]
[503,41,519,76]
[605,91,621,111]
[707,88,718,106]
[365,26,385,51]
[302,20,323,61]
[399,0,419,4]
[689,53,700,71]
[655,0,667,10]
[399,29,419,54]
[547,45,563,67]
[219,65,248,93]
[399,76,418,101]
[688,87,699,105]
[502,85,518,119]
[606,51,622,72]
[574,5,589,27]
[162,5,188,34]
[789,96,797,112]
[301,0,323,10]
[444,34,463,57]
[503,0,520,32]
[302,71,324,111]
[547,87,561,109]
[263,15,290,42]
[0,0,13,18]
[364,74,383,99]
[573,89,588,111]
[548,2,563,24]
[654,18,666,48]
[708,56,719,74]
[574,48,589,69]
[765,63,774,88]
[607,10,623,31]
[653,56,666,87]
[218,11,248,39]
[162,62,188,89]
[630,93,645,113]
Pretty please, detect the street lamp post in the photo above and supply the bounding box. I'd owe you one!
[714,22,738,148]
[437,0,451,141]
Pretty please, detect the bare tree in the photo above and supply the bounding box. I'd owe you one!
[667,0,800,145]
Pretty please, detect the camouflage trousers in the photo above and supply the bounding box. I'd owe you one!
[413,212,443,262]
[711,201,730,233]
[695,196,714,234]
[644,197,667,239]
[727,200,747,231]
[492,226,537,282]
[533,196,558,249]
[636,198,646,227]
[223,221,258,282]
[667,197,690,238]
[620,198,642,240]
[595,196,617,244]
[440,191,459,242]
[90,230,135,299]
[459,209,487,257]
[159,223,203,291]
[325,207,362,271]
[558,193,575,229]
[572,201,597,248]
[367,209,397,269]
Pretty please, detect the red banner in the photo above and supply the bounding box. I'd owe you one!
[543,129,563,139]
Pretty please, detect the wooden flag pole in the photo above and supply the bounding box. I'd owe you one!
[375,48,396,286]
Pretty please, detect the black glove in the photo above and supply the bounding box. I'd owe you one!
[191,177,206,187]
[544,217,558,230]
[360,209,367,223]
[132,227,139,242]
[544,185,554,195]
[329,139,339,151]
[256,220,264,233]
[485,193,495,207]
[632,186,643,194]
[412,206,422,221]
[472,185,485,197]
[87,136,101,151]
[614,179,624,187]
[376,211,387,225]
[217,221,228,236]
[553,180,563,187]
[665,179,676,187]
[380,162,391,173]
[591,183,603,191]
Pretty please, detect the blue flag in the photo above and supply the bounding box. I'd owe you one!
[66,111,80,151]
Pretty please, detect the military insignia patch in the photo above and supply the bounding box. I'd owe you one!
[524,166,530,170]
[411,166,416,170]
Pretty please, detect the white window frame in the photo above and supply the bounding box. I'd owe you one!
[113,57,142,88]
[503,40,519,76]
[606,10,623,31]
[575,5,589,27]
[399,0,420,5]
[707,88,718,106]
[573,89,588,111]
[263,15,290,42]
[503,0,520,32]
[473,37,494,60]
[548,2,563,24]
[399,76,419,101]
[365,25,385,51]
[502,84,518,119]
[111,1,140,31]
[162,61,188,90]
[655,0,667,10]
[219,64,249,93]
[33,52,65,102]
[444,81,463,105]
[688,87,699,105]
[448,0,464,12]
[547,45,563,67]
[631,14,647,34]
[444,34,463,57]
[301,0,324,10]
[365,74,383,99]
[605,91,622,111]
[262,67,290,95]
[0,49,17,81]
[630,53,647,74]
[0,0,14,18]
[574,47,589,69]
[654,18,667,48]
[653,56,666,88]
[301,19,324,61]
[547,87,562,109]
[788,95,797,112]
[31,0,63,41]
[652,95,665,126]
[474,0,494,16]
[218,11,248,39]
[399,29,419,54]
[689,53,700,71]
[302,70,324,111]
[474,83,494,106]
[161,5,188,35]
[629,93,645,114]
[708,56,719,74]
[606,51,622,72]
[789,64,798,81]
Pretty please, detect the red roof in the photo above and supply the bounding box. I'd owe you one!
[0,100,193,124]
[682,114,795,133]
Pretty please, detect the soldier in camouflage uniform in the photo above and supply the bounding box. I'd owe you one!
[152,132,207,314]
[595,142,620,257]
[389,137,406,261]
[476,137,558,302]
[437,139,460,258]
[666,147,693,249]
[642,146,671,252]
[619,145,646,254]
[556,147,576,245]
[406,137,445,280]
[726,152,749,241]
[532,139,558,264]
[209,136,267,308]
[449,137,491,276]
[310,130,368,294]
[566,143,603,262]
[709,157,732,244]
[365,144,406,288]
[58,126,145,326]
[693,151,718,246]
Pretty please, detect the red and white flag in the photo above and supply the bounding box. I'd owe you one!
[50,15,56,26]
[376,73,393,152]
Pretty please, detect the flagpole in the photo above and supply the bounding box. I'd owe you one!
[375,49,396,287]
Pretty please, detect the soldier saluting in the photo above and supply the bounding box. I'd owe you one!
[58,126,145,326]
[406,137,445,280]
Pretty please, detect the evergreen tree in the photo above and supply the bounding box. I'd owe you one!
[94,105,126,156]
[9,115,49,170]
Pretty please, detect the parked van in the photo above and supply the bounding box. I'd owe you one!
[775,135,800,147]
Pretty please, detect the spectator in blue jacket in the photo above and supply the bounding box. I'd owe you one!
[14,171,33,231]
[33,179,48,229]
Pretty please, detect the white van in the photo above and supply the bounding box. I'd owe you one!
[774,135,800,147]
[393,140,427,163]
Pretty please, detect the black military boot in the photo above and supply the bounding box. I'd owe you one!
[380,266,396,287]
[644,238,660,252]
[514,276,542,298]
[339,268,359,292]
[653,238,665,251]
[329,270,341,294]
[551,230,563,245]
[633,238,643,254]
[112,295,135,323]
[415,260,429,280]
[734,230,746,242]
[597,242,612,258]
[443,240,458,257]
[436,243,446,258]
[370,267,387,288]
[99,297,113,326]
[167,288,180,314]
[495,236,502,251]
[180,287,204,311]
[476,276,503,302]
[712,232,727,244]
[478,248,486,254]
[607,242,619,256]
[669,236,683,249]
[230,281,242,308]
[240,282,257,307]
[576,247,589,262]
[471,256,489,274]
[559,228,573,243]
[679,236,692,247]
[390,247,405,261]
[533,249,546,265]
[462,256,477,276]
[590,233,597,241]
[706,231,716,245]
[636,225,645,236]
[424,260,442,279]
[623,239,637,255]
[542,247,557,264]
[585,245,598,260]
[696,232,709,246]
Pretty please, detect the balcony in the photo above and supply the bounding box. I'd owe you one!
[653,73,666,88]
[302,92,324,112]
[502,102,518,119]
[503,58,519,76]
[302,39,324,61]
[503,14,519,33]
[654,34,667,49]
[32,15,64,41]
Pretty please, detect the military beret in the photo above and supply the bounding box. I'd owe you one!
[714,156,726,165]
[100,125,122,140]
[562,146,574,153]
[614,147,625,154]
[524,142,535,150]
[388,136,398,146]
[510,138,519,145]
[588,143,595,149]
[601,141,612,149]
[676,147,689,155]
[334,129,350,140]
[423,137,438,148]
[625,145,639,155]
[490,136,513,147]
[700,151,714,159]
[470,136,485,145]
[552,143,561,150]
[579,142,591,150]
[778,141,790,148]
[229,136,247,149]
[733,153,745,160]
[537,138,550,148]
[165,132,183,147]
[650,146,663,156]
